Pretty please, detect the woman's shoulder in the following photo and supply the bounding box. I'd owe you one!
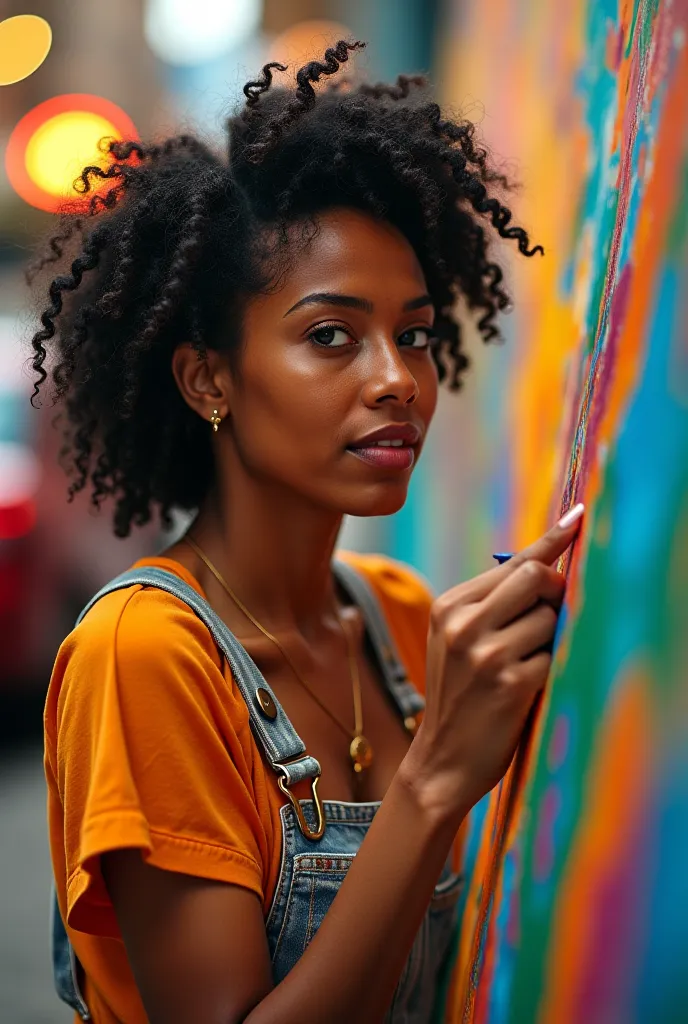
[51,556,223,703]
[45,555,235,774]
[70,556,217,646]
[335,549,435,609]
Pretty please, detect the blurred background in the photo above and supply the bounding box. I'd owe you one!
[0,0,518,736]
[0,2,530,1020]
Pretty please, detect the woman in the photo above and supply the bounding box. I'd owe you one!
[33,41,583,1024]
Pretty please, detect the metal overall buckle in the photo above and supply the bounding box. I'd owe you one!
[276,763,325,841]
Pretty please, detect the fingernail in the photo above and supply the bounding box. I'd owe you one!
[557,502,585,529]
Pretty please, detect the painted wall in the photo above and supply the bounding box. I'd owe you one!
[428,1,688,1022]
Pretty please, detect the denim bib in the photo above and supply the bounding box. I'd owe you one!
[52,560,461,1022]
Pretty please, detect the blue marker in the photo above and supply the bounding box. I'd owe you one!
[492,552,514,565]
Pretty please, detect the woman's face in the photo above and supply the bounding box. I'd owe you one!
[221,207,439,518]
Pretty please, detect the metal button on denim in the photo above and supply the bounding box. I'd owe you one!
[256,687,278,720]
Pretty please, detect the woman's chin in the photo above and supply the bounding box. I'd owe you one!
[342,488,409,519]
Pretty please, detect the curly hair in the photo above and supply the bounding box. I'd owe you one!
[28,40,542,538]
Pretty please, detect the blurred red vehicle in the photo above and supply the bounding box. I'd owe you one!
[0,313,157,744]
[0,315,41,692]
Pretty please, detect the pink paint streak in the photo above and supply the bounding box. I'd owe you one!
[571,811,650,1024]
[547,713,571,772]
[534,784,562,882]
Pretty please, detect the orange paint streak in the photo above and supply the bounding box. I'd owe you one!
[450,788,500,1018]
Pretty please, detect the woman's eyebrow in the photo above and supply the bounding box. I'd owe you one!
[403,294,434,312]
[283,292,434,317]
[284,293,373,317]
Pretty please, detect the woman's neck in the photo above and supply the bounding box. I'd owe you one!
[183,481,346,643]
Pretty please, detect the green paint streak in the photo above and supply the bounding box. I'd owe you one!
[625,0,643,59]
[625,0,660,60]
[667,158,688,258]
[506,484,618,1020]
[639,0,661,56]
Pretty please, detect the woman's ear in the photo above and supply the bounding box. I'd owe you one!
[171,344,234,425]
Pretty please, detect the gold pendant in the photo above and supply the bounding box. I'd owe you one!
[350,734,374,774]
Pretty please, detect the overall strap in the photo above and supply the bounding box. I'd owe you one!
[332,559,426,722]
[50,562,329,1020]
[77,568,320,789]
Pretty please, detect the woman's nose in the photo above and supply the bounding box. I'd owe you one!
[360,339,420,407]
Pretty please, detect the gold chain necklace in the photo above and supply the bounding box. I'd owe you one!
[183,535,373,776]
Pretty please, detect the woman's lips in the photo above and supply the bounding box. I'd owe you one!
[346,445,415,470]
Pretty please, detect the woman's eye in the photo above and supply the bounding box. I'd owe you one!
[398,328,434,349]
[308,326,353,348]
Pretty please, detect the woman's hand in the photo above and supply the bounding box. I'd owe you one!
[407,503,584,821]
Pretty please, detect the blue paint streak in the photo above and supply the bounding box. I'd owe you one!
[597,268,686,710]
[635,754,688,1019]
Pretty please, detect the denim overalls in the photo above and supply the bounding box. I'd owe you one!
[52,559,462,1022]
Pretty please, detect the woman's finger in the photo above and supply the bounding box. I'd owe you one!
[479,560,565,629]
[450,503,584,606]
[499,650,552,695]
[497,601,559,661]
[510,502,584,570]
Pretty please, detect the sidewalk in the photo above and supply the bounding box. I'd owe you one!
[0,744,71,1023]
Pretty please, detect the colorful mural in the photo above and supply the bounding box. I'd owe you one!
[431,1,688,1021]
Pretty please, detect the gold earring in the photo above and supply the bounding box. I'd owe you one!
[210,409,222,433]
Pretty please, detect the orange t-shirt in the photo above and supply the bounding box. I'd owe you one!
[44,550,434,1024]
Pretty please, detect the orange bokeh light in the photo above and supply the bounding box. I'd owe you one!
[0,15,52,86]
[268,20,356,81]
[6,94,138,213]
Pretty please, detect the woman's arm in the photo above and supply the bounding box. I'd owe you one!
[103,510,582,1024]
[103,764,464,1024]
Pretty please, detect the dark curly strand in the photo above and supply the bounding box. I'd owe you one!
[28,40,542,538]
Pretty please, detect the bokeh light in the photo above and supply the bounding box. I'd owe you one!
[144,0,262,66]
[5,94,138,213]
[0,15,52,86]
[268,20,355,71]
